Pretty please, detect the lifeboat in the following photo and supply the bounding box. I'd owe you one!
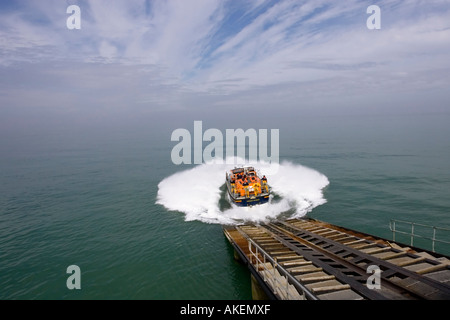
[225,166,270,207]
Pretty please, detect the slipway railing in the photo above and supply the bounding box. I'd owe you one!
[389,219,450,253]
[241,232,318,300]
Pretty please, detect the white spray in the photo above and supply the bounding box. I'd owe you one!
[156,157,329,225]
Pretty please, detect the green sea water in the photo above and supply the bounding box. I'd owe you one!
[1,113,449,299]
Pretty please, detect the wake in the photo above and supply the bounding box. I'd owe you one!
[156,158,329,225]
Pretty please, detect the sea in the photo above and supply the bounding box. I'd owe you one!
[1,113,449,299]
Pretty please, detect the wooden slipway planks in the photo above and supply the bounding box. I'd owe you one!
[223,218,450,300]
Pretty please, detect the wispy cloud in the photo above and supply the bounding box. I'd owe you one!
[0,0,449,120]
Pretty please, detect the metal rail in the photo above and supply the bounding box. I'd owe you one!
[389,219,450,253]
[236,226,318,300]
[261,223,392,300]
[265,221,450,300]
[226,219,450,300]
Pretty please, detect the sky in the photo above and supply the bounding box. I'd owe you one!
[0,0,450,131]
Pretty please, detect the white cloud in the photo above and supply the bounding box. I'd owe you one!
[0,0,449,116]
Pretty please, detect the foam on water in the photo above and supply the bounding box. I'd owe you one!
[156,158,329,224]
